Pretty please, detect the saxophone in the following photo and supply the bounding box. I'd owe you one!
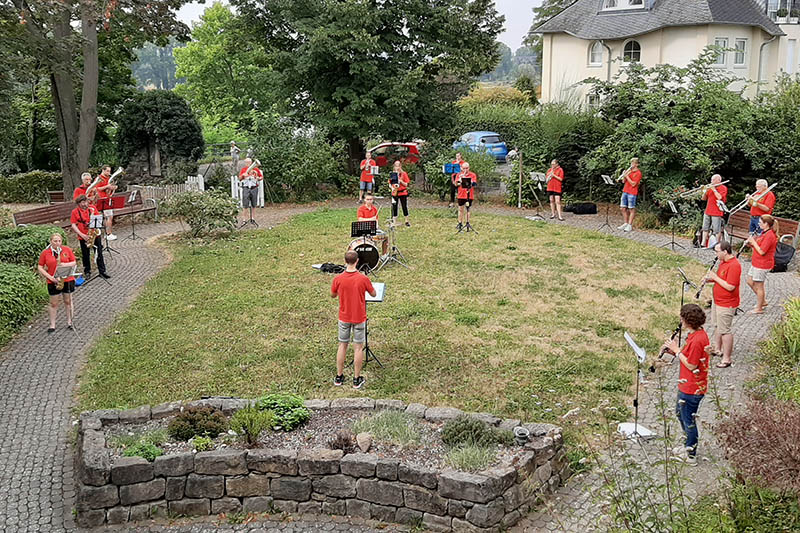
[87,228,101,247]
[54,248,64,291]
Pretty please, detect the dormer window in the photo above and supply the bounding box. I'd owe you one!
[602,0,646,11]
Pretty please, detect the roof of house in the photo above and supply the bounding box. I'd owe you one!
[534,0,784,40]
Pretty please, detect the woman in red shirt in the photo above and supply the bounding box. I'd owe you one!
[745,215,778,314]
[545,159,565,221]
[37,233,77,332]
[388,160,411,227]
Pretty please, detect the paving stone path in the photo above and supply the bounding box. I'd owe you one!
[0,199,796,532]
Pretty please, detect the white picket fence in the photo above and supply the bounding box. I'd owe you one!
[130,176,205,202]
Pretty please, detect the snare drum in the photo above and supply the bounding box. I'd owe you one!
[348,237,380,272]
[372,230,389,255]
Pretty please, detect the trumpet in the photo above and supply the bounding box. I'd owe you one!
[650,325,681,372]
[679,180,730,198]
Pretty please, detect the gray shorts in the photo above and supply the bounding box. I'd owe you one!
[748,265,769,282]
[242,187,258,208]
[338,321,366,344]
[702,214,723,233]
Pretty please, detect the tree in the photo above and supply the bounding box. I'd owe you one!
[481,42,513,81]
[525,0,573,59]
[0,0,191,191]
[174,3,273,132]
[231,0,504,171]
[132,40,184,90]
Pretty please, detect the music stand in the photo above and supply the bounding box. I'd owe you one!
[98,196,124,255]
[524,172,547,221]
[617,332,655,440]
[598,175,616,231]
[362,282,385,368]
[660,201,685,251]
[81,214,112,287]
[121,190,144,243]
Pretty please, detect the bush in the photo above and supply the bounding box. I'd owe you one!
[0,263,48,346]
[0,225,68,266]
[255,393,310,431]
[444,443,497,472]
[192,435,214,452]
[230,407,274,446]
[0,171,62,203]
[352,411,421,447]
[0,207,12,227]
[422,148,499,201]
[161,189,238,237]
[167,406,229,441]
[122,442,164,462]
[755,297,800,403]
[163,158,200,185]
[441,415,513,448]
[458,86,531,107]
[513,75,539,105]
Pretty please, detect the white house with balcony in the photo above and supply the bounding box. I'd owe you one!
[534,0,800,104]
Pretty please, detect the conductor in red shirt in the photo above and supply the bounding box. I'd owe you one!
[700,174,728,248]
[546,159,564,221]
[37,233,77,333]
[745,215,778,314]
[704,241,740,368]
[331,251,376,389]
[456,162,477,231]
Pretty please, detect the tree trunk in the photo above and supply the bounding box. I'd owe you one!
[77,0,99,173]
[346,137,364,176]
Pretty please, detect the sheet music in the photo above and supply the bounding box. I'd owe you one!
[624,332,647,363]
[89,214,104,229]
[366,282,385,302]
[55,264,76,278]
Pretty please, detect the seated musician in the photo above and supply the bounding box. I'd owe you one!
[356,194,387,255]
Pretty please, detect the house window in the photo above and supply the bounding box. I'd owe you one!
[602,0,645,10]
[586,94,601,108]
[734,39,747,66]
[604,0,617,7]
[589,41,603,66]
[623,40,641,62]
[713,38,728,66]
[629,0,643,4]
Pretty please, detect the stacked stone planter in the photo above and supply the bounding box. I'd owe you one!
[76,397,570,531]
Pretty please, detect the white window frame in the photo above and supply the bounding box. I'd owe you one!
[713,37,728,67]
[734,38,747,68]
[622,40,641,63]
[588,41,603,67]
[602,0,646,11]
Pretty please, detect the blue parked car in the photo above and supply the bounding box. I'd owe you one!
[452,131,508,162]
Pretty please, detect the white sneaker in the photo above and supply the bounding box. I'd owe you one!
[624,224,633,232]
[617,223,627,230]
[107,233,118,241]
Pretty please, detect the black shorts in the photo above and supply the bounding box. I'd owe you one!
[457,198,472,207]
[547,191,562,197]
[47,280,75,296]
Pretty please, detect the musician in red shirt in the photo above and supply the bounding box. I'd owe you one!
[70,195,109,280]
[662,303,709,464]
[700,174,728,248]
[618,157,642,232]
[359,151,376,203]
[704,241,740,368]
[37,233,77,332]
[331,251,376,389]
[357,194,379,221]
[449,153,464,208]
[546,159,565,221]
[456,162,478,231]
[388,160,411,227]
[73,172,97,200]
[238,159,263,222]
[745,215,778,314]
[96,165,118,240]
[748,179,776,234]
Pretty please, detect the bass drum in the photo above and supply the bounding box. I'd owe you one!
[348,237,380,272]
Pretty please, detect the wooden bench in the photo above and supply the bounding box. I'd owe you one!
[47,190,66,204]
[726,210,799,245]
[13,191,158,229]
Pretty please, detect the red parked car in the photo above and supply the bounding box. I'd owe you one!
[367,142,421,167]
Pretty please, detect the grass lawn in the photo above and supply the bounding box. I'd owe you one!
[77,208,706,437]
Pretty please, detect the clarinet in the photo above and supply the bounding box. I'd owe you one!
[694,257,720,299]
[650,325,681,372]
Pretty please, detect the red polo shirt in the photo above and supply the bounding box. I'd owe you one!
[713,257,741,308]
[751,229,777,270]
[546,167,564,194]
[622,168,642,196]
[390,171,410,197]
[38,246,77,284]
[73,185,90,200]
[750,191,776,217]
[360,159,376,183]
[704,184,728,217]
[679,329,710,396]
[70,205,97,240]
[96,176,111,199]
[456,171,478,201]
[357,204,378,219]
[331,270,374,324]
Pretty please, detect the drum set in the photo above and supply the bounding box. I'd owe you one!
[347,218,408,274]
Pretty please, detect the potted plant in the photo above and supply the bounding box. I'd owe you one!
[776,7,789,20]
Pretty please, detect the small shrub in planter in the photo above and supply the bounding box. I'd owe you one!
[168,406,229,441]
[192,435,214,452]
[327,429,356,454]
[255,393,310,431]
[230,407,274,446]
[442,415,514,447]
[352,410,421,446]
[445,443,497,472]
[123,442,164,462]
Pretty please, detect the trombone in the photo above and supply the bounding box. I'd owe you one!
[679,180,730,198]
[728,182,777,217]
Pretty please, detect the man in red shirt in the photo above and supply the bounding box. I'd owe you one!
[748,179,776,234]
[357,194,379,222]
[359,151,376,203]
[704,241,740,368]
[331,251,376,389]
[70,195,109,280]
[663,303,709,465]
[700,174,728,248]
[745,215,778,314]
[546,159,564,221]
[618,157,642,232]
[449,153,464,208]
[238,159,263,223]
[73,172,97,200]
[96,165,118,240]
[456,162,478,232]
[37,233,78,332]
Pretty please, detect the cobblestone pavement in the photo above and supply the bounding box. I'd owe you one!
[1,199,796,532]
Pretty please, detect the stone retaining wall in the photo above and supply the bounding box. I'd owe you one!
[76,397,570,531]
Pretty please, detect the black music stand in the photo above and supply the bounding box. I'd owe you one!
[598,174,616,231]
[98,196,124,255]
[348,282,385,369]
[660,200,685,251]
[121,190,144,243]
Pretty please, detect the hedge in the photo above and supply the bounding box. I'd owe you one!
[0,263,48,347]
[0,225,69,267]
[0,171,62,203]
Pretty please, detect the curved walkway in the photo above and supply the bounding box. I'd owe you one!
[0,200,795,532]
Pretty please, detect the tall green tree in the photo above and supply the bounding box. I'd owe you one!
[231,0,504,171]
[481,42,513,82]
[525,0,573,58]
[173,2,274,133]
[0,0,190,191]
[133,40,184,90]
